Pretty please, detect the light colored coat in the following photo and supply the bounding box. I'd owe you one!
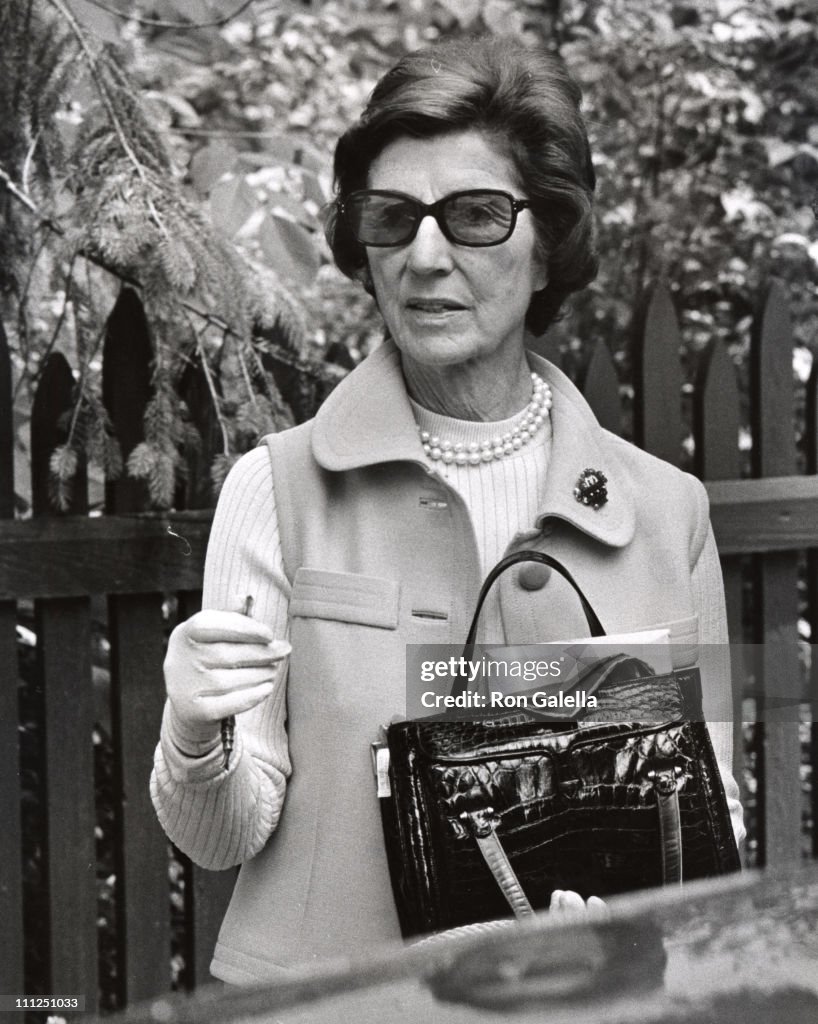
[211,339,723,982]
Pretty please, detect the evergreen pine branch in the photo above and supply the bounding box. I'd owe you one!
[49,443,79,511]
[194,329,231,457]
[27,28,81,175]
[21,130,40,195]
[30,251,79,395]
[10,1,36,118]
[0,163,339,387]
[14,234,51,372]
[2,0,351,509]
[0,163,62,231]
[44,0,166,236]
[237,345,259,410]
[249,346,295,430]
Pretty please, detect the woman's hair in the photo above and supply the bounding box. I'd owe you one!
[325,35,598,335]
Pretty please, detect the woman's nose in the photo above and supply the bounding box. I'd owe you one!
[405,215,454,274]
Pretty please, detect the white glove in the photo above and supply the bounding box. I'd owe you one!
[164,597,291,745]
[549,890,608,919]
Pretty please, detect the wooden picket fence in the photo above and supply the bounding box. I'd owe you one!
[0,279,816,1015]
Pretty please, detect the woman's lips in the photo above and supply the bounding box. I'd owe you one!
[405,299,467,313]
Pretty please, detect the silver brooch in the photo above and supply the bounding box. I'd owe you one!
[573,468,608,510]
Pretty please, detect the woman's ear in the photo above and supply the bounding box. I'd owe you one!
[534,265,549,294]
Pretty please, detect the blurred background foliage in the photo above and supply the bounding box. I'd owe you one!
[1,0,817,510]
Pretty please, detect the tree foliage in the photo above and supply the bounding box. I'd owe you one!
[1,0,816,510]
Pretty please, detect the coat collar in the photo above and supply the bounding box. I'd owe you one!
[311,339,635,547]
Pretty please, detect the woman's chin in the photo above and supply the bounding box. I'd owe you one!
[392,330,490,369]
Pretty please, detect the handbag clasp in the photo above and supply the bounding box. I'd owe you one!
[459,807,501,838]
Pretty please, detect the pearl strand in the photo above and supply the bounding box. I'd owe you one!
[419,372,552,466]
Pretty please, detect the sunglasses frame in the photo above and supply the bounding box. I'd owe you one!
[338,189,532,248]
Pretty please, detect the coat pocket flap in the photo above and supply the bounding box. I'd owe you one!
[291,568,399,630]
[647,614,699,668]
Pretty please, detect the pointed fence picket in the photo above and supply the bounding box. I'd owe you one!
[0,279,816,1013]
[0,289,229,1013]
[807,363,818,859]
[30,352,98,1008]
[581,340,621,436]
[693,334,744,806]
[102,288,170,1006]
[633,283,684,466]
[749,282,803,867]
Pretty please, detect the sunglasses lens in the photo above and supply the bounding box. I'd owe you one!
[345,194,417,245]
[444,193,514,244]
[343,191,518,246]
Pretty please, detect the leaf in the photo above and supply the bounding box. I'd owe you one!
[208,0,252,15]
[293,142,330,176]
[437,0,481,27]
[720,185,773,225]
[210,175,258,237]
[258,214,320,288]
[65,0,122,44]
[715,0,744,17]
[253,135,299,166]
[301,169,328,210]
[762,138,798,167]
[191,142,239,196]
[288,103,316,129]
[150,92,202,129]
[772,232,810,249]
[163,0,213,24]
[482,0,524,34]
[267,190,317,229]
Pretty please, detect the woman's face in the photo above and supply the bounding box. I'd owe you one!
[364,130,547,372]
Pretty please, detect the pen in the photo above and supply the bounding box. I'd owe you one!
[221,594,254,770]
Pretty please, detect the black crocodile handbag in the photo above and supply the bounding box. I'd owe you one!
[376,550,740,938]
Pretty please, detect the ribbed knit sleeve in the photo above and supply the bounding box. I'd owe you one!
[692,523,746,846]
[150,446,292,869]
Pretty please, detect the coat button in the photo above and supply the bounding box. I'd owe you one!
[518,563,551,591]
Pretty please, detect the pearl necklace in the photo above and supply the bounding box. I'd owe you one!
[419,372,552,466]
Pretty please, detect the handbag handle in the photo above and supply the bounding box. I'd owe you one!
[463,550,605,659]
[452,552,606,696]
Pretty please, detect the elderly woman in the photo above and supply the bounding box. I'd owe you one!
[151,36,744,984]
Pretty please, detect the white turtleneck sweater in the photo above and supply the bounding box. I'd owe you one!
[151,398,745,871]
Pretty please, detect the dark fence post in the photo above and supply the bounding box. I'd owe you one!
[102,287,171,1004]
[633,281,683,466]
[0,318,24,992]
[178,358,219,510]
[750,280,802,868]
[694,338,746,835]
[30,353,98,1008]
[806,359,818,859]
[581,339,622,436]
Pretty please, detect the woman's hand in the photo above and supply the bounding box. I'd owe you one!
[164,600,291,731]
[549,890,608,919]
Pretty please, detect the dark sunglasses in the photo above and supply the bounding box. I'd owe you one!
[338,189,532,248]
